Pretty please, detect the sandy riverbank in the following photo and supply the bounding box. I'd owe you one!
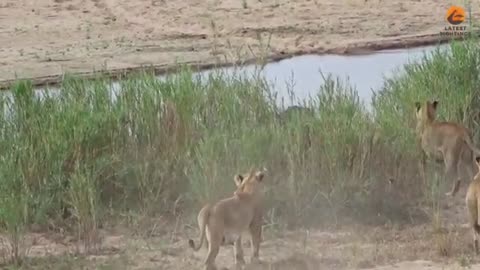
[0,0,478,89]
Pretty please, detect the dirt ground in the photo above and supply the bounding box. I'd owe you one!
[0,0,479,88]
[2,184,480,270]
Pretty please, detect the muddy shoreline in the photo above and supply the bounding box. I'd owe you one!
[0,34,468,91]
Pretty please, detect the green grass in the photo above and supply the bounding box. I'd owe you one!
[1,38,480,264]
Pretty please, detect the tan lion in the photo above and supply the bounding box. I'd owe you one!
[188,168,267,270]
[466,157,480,254]
[415,100,480,197]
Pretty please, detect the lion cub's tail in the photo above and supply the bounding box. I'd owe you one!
[188,206,211,251]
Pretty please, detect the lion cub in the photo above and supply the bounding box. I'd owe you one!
[466,157,480,254]
[415,100,480,197]
[189,168,267,270]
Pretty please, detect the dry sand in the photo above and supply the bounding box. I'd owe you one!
[2,184,480,269]
[0,0,479,88]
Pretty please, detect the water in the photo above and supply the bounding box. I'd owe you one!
[197,44,449,109]
[8,44,450,111]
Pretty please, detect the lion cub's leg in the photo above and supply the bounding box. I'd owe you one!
[204,227,222,270]
[474,225,479,255]
[460,144,477,178]
[248,221,262,263]
[458,157,476,193]
[234,235,246,266]
[419,150,428,188]
[205,229,211,251]
[444,151,461,197]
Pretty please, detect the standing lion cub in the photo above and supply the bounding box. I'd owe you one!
[415,100,480,197]
[466,157,480,254]
[189,168,267,270]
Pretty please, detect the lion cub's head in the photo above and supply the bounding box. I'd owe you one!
[415,100,439,132]
[415,100,439,123]
[233,168,267,199]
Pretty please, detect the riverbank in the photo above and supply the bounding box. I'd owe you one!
[1,0,478,89]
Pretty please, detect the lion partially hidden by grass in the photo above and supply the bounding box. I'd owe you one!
[415,100,480,197]
[189,168,267,270]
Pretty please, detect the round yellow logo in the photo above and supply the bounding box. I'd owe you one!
[446,6,466,25]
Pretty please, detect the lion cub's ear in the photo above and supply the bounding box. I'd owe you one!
[432,100,439,109]
[415,102,421,112]
[234,174,244,187]
[255,168,267,182]
[476,156,480,165]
